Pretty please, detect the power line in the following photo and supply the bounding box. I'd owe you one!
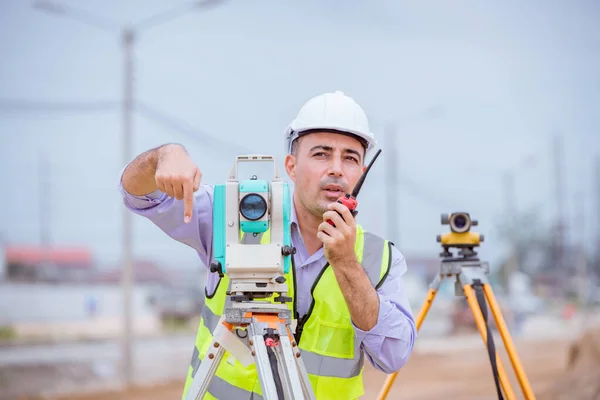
[0,97,457,211]
[0,99,119,113]
[134,0,225,32]
[396,175,460,210]
[0,97,253,155]
[136,101,253,155]
[33,0,119,32]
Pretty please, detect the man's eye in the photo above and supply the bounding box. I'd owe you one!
[314,152,327,157]
[346,156,359,163]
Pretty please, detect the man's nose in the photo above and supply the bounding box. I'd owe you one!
[327,155,344,176]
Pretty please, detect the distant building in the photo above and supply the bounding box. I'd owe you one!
[3,245,93,283]
[91,259,173,286]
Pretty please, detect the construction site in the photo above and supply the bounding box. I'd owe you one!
[1,312,600,399]
[2,1,600,399]
[52,330,600,400]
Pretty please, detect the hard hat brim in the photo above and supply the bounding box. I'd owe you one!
[285,125,377,154]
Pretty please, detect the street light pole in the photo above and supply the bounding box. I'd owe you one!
[503,171,518,279]
[381,105,444,249]
[121,27,135,386]
[384,122,400,247]
[499,153,537,291]
[32,0,225,388]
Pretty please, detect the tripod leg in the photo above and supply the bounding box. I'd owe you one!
[416,287,437,331]
[483,284,536,400]
[276,331,316,400]
[183,323,227,400]
[463,284,516,400]
[293,348,317,400]
[249,333,280,400]
[376,279,440,400]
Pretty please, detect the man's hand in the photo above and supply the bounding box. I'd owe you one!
[154,145,202,223]
[317,202,358,266]
[317,201,379,331]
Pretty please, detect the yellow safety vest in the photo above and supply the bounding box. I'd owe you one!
[181,224,392,400]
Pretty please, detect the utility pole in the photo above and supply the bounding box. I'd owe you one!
[552,134,566,285]
[503,171,518,284]
[38,152,52,270]
[121,27,134,387]
[574,191,588,328]
[32,1,226,388]
[596,155,600,275]
[384,122,400,247]
[499,153,537,286]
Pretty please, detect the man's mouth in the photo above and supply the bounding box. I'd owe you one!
[322,185,345,195]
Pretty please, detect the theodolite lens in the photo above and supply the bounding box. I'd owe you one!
[454,215,466,229]
[239,193,267,221]
[449,212,471,233]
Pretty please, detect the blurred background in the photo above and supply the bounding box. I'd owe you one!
[1,1,599,399]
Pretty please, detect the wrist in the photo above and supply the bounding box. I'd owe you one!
[156,143,186,167]
[331,256,360,272]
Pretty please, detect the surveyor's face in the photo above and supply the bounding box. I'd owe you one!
[285,131,367,218]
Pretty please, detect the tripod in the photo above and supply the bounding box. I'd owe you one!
[184,299,316,400]
[376,247,537,400]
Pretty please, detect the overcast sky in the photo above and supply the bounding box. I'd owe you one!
[1,0,599,272]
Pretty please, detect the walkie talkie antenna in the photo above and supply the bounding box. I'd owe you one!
[351,149,382,198]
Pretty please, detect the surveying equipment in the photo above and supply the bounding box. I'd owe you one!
[326,148,382,226]
[436,212,484,258]
[184,155,316,400]
[376,213,536,400]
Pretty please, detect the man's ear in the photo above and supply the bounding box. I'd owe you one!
[284,154,297,183]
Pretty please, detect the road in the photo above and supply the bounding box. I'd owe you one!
[0,330,574,400]
[2,311,596,399]
[45,336,570,400]
[0,335,196,400]
[0,335,194,367]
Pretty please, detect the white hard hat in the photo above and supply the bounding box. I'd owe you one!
[284,90,377,155]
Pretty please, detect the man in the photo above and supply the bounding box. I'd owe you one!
[119,90,417,399]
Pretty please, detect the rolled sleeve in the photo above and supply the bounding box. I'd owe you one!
[118,165,167,210]
[117,164,215,267]
[352,246,417,374]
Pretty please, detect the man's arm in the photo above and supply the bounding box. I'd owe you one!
[318,202,416,373]
[323,244,416,373]
[118,143,214,267]
[351,245,417,374]
[122,143,201,222]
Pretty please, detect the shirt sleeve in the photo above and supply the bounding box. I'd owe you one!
[352,244,417,374]
[117,165,215,268]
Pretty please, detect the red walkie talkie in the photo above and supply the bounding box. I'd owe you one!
[327,149,382,226]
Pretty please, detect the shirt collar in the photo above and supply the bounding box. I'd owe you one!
[290,188,299,229]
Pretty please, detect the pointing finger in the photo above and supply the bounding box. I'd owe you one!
[183,179,194,224]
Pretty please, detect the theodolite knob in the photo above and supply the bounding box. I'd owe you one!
[210,260,223,277]
[282,245,296,256]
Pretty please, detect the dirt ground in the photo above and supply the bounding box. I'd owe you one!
[49,337,571,400]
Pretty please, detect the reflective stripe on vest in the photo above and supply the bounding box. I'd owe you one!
[181,225,391,400]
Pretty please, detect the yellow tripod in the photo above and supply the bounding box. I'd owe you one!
[377,248,537,400]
